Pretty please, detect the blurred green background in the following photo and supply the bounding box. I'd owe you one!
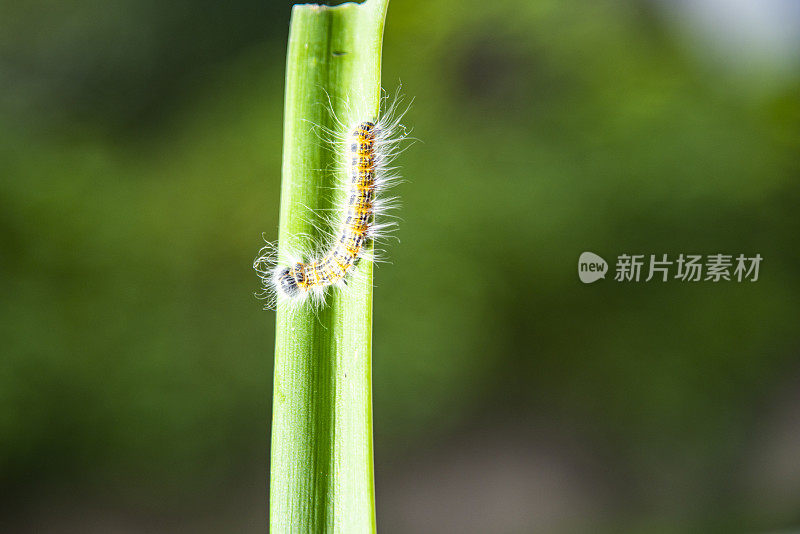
[2,0,800,532]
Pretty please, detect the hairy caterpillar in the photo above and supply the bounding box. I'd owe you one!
[254,91,408,309]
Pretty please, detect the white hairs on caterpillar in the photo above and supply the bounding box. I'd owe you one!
[253,89,411,310]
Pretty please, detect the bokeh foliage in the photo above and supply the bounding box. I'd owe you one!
[1,0,799,531]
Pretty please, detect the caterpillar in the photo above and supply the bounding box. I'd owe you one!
[276,121,376,298]
[254,91,408,310]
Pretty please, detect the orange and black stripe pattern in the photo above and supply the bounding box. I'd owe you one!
[276,121,376,297]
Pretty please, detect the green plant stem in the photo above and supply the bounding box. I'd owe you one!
[270,1,389,531]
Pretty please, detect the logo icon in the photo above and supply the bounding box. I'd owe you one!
[578,252,608,283]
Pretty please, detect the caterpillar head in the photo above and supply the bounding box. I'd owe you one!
[275,266,301,298]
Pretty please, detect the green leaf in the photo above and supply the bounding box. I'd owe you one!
[269,1,389,531]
